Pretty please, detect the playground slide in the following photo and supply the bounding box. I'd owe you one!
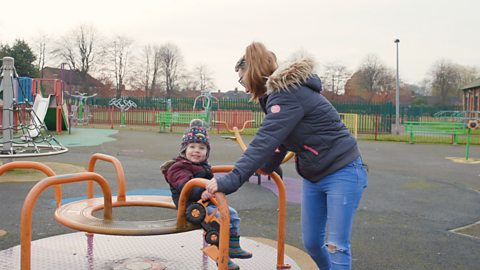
[44,100,69,131]
[23,94,70,140]
[25,94,50,138]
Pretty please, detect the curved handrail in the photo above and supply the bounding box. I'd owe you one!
[214,120,294,164]
[14,159,289,269]
[176,177,231,270]
[87,153,127,201]
[20,172,112,270]
[208,165,290,269]
[283,151,295,163]
[0,161,61,208]
[213,120,255,133]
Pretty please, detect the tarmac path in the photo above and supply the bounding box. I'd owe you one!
[0,128,479,269]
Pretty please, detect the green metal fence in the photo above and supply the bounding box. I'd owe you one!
[86,96,466,139]
[404,121,466,144]
[90,97,461,118]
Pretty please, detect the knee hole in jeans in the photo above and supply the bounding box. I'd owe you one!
[326,242,347,254]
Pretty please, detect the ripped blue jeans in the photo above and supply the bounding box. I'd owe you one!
[302,157,368,270]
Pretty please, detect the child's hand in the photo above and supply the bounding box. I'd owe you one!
[201,190,212,201]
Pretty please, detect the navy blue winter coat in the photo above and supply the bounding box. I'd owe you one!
[217,53,360,194]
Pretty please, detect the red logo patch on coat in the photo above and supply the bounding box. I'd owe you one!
[271,105,281,113]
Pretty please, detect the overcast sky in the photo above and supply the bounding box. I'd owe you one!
[1,0,479,91]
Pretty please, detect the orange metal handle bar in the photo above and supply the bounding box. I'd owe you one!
[232,127,248,151]
[232,128,295,164]
[214,123,250,151]
[0,161,62,208]
[176,178,230,270]
[87,153,127,202]
[20,172,112,270]
[238,120,255,133]
[213,120,234,133]
[215,121,295,164]
[283,152,295,163]
[208,165,290,269]
[213,120,255,133]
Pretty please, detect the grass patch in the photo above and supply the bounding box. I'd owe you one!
[359,134,480,145]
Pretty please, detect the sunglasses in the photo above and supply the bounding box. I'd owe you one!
[238,76,245,87]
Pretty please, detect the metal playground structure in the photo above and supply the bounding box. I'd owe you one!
[0,57,68,160]
[67,92,97,126]
[109,97,137,127]
[0,153,292,270]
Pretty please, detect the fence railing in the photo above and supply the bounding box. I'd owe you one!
[87,107,363,137]
[404,121,466,144]
[4,104,479,145]
[88,97,462,117]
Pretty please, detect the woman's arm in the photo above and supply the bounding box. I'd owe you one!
[215,91,304,194]
[261,144,288,174]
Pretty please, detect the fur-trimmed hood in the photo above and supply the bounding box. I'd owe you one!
[266,51,322,94]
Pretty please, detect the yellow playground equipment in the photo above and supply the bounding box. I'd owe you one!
[339,113,358,139]
[214,120,295,184]
[0,153,291,270]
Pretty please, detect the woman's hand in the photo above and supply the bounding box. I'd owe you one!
[206,178,218,194]
[201,190,212,201]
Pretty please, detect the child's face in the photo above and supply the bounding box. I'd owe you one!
[185,142,208,163]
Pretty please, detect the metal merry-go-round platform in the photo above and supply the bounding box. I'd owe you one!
[0,230,302,269]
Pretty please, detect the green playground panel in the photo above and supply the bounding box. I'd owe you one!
[405,121,466,144]
[156,111,209,132]
[44,107,68,131]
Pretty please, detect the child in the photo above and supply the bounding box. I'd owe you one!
[161,119,252,269]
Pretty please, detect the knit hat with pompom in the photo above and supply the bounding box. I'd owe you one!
[180,119,210,157]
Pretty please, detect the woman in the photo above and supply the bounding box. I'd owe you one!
[206,42,368,270]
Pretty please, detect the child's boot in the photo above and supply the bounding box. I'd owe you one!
[227,259,240,270]
[229,234,253,259]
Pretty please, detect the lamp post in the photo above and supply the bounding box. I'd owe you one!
[394,38,400,135]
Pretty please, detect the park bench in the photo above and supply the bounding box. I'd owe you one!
[404,121,466,144]
[156,111,209,132]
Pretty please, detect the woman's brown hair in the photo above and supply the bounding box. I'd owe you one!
[242,42,277,101]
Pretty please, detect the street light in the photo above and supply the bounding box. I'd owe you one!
[394,38,400,135]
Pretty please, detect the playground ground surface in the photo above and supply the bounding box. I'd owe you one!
[0,128,479,269]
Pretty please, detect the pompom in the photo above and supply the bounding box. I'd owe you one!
[190,119,205,128]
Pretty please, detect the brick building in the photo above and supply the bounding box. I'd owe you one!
[462,79,480,111]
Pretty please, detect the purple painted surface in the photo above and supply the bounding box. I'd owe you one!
[251,175,302,204]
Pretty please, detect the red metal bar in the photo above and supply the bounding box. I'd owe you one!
[110,106,114,129]
[56,106,62,134]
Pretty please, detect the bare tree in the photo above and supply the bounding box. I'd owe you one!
[151,46,163,96]
[109,35,133,97]
[158,43,183,98]
[32,34,49,78]
[457,65,479,87]
[193,64,215,91]
[178,73,197,91]
[139,45,153,96]
[131,44,159,97]
[418,78,432,96]
[355,54,395,101]
[321,63,351,96]
[429,59,462,105]
[52,24,100,94]
[131,45,163,96]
